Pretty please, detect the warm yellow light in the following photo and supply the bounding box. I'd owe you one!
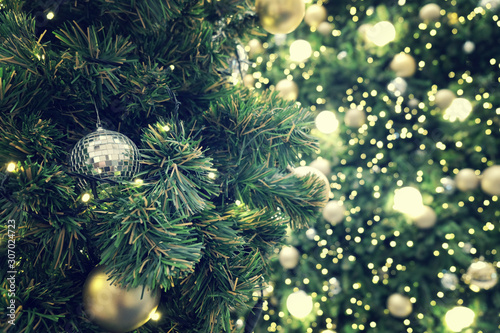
[208,172,216,179]
[7,162,16,172]
[393,187,425,217]
[82,193,91,202]
[286,290,313,318]
[161,124,171,131]
[366,21,396,46]
[134,178,144,185]
[444,98,473,122]
[445,306,475,332]
[315,111,339,134]
[289,39,312,62]
[150,311,160,321]
[46,12,55,20]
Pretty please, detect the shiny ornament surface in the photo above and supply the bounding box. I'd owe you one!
[455,168,479,192]
[387,293,413,318]
[83,266,160,333]
[304,4,327,27]
[279,245,300,269]
[255,0,305,35]
[390,53,417,77]
[463,40,475,54]
[481,165,500,196]
[322,200,345,225]
[441,271,459,290]
[310,158,331,177]
[463,261,498,291]
[317,21,333,36]
[412,205,437,229]
[344,108,366,128]
[419,3,441,21]
[276,79,299,101]
[71,127,140,183]
[293,166,330,205]
[434,89,456,109]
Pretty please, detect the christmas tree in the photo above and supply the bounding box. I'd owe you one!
[0,1,328,332]
[244,0,500,332]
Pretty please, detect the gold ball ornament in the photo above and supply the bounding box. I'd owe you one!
[463,261,498,291]
[387,293,413,318]
[344,108,366,128]
[390,53,417,77]
[317,21,333,36]
[304,4,327,28]
[247,39,264,58]
[83,266,160,333]
[322,200,345,226]
[481,165,500,196]
[455,168,479,192]
[279,245,300,269]
[434,89,456,109]
[293,166,330,205]
[412,205,437,229]
[243,74,255,88]
[419,3,442,21]
[276,79,299,101]
[255,0,305,35]
[310,158,331,177]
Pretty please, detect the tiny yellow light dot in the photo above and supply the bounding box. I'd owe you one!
[82,193,91,202]
[208,172,216,179]
[162,124,171,131]
[134,178,144,185]
[46,12,55,20]
[7,162,16,172]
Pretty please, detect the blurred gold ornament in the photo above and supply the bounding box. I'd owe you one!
[455,168,479,192]
[387,293,413,318]
[255,0,305,34]
[344,108,366,128]
[247,39,264,58]
[279,245,300,269]
[310,158,331,177]
[83,266,160,333]
[322,200,345,226]
[463,260,498,291]
[481,165,500,196]
[243,74,255,88]
[304,4,327,28]
[276,79,299,101]
[293,166,330,205]
[434,89,456,109]
[419,3,441,21]
[317,21,333,36]
[390,53,417,77]
[412,205,437,229]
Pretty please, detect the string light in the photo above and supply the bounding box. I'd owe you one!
[444,306,475,332]
[6,162,16,172]
[289,40,312,62]
[393,187,425,217]
[150,311,161,321]
[366,21,396,46]
[81,193,91,202]
[286,290,313,318]
[315,111,339,134]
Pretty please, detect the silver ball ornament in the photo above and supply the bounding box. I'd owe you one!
[441,271,459,290]
[481,165,500,196]
[279,245,300,269]
[70,127,140,184]
[455,168,479,192]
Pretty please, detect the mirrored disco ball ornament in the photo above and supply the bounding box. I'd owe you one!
[71,127,140,184]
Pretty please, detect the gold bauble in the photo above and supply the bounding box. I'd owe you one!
[344,108,366,128]
[304,4,327,28]
[463,261,498,291]
[481,165,500,196]
[412,205,437,229]
[387,293,413,318]
[243,74,255,88]
[255,0,305,35]
[310,158,331,177]
[293,166,330,205]
[322,200,345,226]
[317,21,334,36]
[390,53,417,77]
[419,3,442,21]
[83,266,160,333]
[279,245,300,269]
[434,89,456,109]
[276,79,299,101]
[455,168,479,192]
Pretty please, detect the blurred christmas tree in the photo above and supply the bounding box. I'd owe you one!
[0,1,328,332]
[243,0,500,332]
